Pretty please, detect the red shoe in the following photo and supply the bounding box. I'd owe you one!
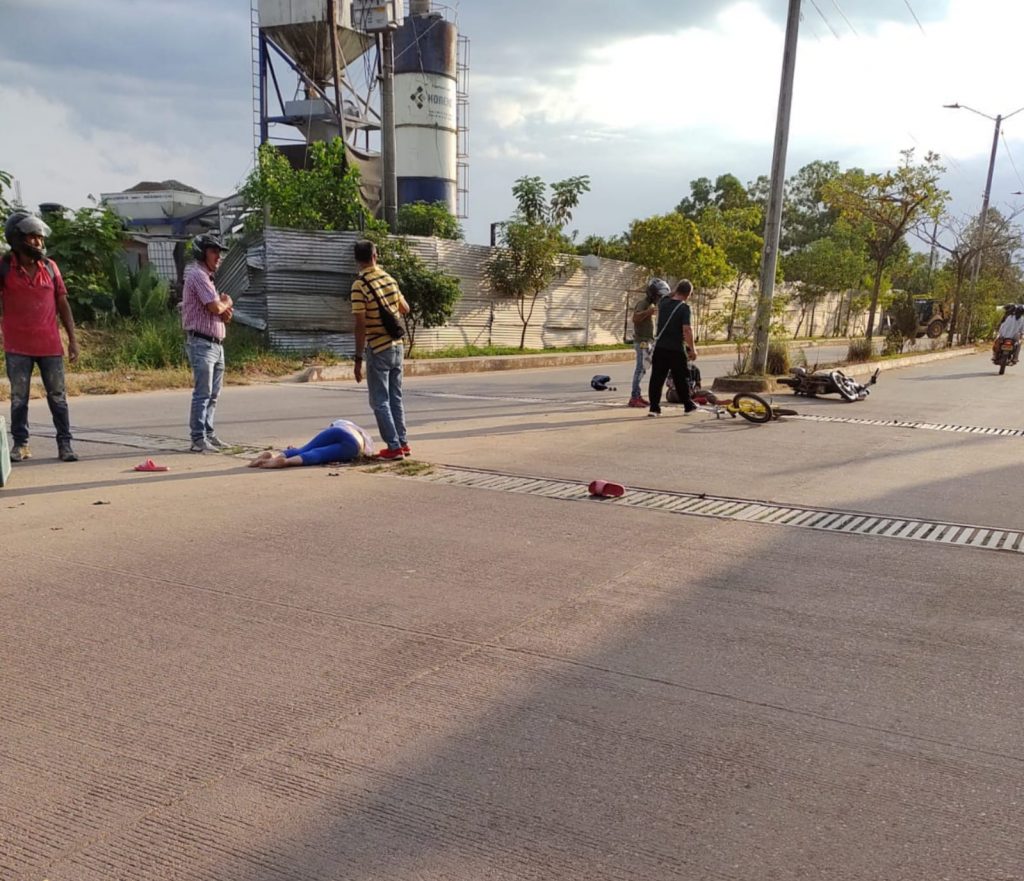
[377,447,405,460]
[627,397,649,408]
[400,443,412,456]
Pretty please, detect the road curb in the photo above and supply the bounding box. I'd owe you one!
[299,338,865,383]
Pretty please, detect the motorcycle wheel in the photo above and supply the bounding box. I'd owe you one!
[830,370,860,402]
[999,358,1007,375]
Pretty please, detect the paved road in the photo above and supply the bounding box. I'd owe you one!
[3,350,1023,881]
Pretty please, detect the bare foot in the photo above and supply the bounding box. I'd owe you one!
[248,451,274,467]
[259,455,289,469]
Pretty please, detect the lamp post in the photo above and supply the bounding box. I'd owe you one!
[943,102,1024,278]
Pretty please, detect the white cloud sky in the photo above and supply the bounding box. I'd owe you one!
[3,0,1022,244]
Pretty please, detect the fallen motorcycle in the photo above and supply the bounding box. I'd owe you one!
[776,367,879,402]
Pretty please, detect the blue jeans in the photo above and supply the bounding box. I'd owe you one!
[284,426,362,466]
[187,337,225,442]
[366,344,406,450]
[5,353,72,445]
[631,341,651,399]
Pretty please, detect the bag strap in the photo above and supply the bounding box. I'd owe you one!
[653,300,685,345]
[363,273,399,318]
[0,255,56,286]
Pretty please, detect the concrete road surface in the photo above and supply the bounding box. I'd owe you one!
[2,350,1023,881]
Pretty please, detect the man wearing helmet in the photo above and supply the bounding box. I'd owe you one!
[181,234,233,452]
[993,304,1024,365]
[629,278,670,407]
[1,211,80,462]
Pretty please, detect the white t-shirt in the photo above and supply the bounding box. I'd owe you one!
[331,419,374,454]
[998,314,1024,339]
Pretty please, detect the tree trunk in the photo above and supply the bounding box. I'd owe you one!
[946,274,964,348]
[726,278,743,341]
[793,306,805,339]
[809,301,816,339]
[865,263,884,339]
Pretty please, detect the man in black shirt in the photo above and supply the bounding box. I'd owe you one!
[648,280,698,416]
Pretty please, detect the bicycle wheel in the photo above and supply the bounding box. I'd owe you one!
[732,393,772,423]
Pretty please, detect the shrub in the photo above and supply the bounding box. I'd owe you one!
[766,339,790,375]
[847,337,875,362]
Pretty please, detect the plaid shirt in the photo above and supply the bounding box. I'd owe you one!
[181,262,226,340]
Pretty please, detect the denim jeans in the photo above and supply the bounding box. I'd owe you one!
[5,353,72,445]
[366,344,406,450]
[631,341,651,399]
[187,336,225,442]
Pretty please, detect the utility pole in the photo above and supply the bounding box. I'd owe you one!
[751,0,801,375]
[381,30,398,232]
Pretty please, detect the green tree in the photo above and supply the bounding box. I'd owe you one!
[396,201,463,240]
[699,205,766,340]
[45,205,126,321]
[485,175,589,349]
[783,224,867,338]
[823,149,947,339]
[239,139,368,232]
[368,231,462,353]
[0,169,14,222]
[676,173,750,221]
[628,212,731,340]
[575,233,630,262]
[781,160,842,252]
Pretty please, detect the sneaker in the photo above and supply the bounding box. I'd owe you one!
[206,435,228,448]
[377,447,405,460]
[627,397,648,408]
[10,443,30,462]
[647,409,661,418]
[190,439,216,453]
[683,402,699,414]
[57,444,79,462]
[400,443,412,456]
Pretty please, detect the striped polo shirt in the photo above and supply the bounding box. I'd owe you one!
[181,262,226,341]
[350,265,406,354]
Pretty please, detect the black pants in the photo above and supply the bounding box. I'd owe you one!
[648,347,693,414]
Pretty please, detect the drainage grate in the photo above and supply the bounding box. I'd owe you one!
[407,466,1024,556]
[791,414,1024,437]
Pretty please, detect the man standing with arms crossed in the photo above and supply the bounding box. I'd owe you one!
[181,234,232,453]
[1,211,80,462]
[351,239,411,459]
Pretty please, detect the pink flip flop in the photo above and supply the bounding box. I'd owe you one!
[134,459,170,472]
[588,479,625,498]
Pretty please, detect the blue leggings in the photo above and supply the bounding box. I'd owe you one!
[284,426,362,466]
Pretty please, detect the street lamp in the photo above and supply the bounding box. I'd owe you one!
[943,102,1024,270]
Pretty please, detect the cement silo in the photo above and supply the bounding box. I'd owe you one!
[393,6,459,214]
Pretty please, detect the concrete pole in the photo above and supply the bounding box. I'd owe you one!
[381,30,399,232]
[751,0,801,375]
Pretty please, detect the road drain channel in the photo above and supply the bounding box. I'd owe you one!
[409,466,1024,556]
[790,414,1024,437]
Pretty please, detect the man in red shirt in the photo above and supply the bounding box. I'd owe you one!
[1,211,80,462]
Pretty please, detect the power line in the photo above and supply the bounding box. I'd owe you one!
[902,0,926,35]
[808,0,840,38]
[830,0,858,36]
[1000,130,1024,191]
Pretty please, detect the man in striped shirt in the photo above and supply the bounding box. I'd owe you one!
[351,240,410,459]
[181,234,233,453]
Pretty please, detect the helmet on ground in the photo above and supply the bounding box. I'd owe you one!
[646,277,670,300]
[4,211,52,261]
[191,233,225,262]
[591,374,615,391]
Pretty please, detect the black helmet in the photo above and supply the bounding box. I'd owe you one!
[646,277,670,300]
[191,233,225,262]
[590,374,616,391]
[4,211,51,261]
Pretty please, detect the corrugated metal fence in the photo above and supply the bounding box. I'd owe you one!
[219,228,855,354]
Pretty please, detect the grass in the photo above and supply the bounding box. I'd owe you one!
[407,342,631,359]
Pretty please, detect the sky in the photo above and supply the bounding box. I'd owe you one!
[2,0,1023,247]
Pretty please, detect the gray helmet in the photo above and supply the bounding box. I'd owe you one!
[646,277,670,300]
[5,211,52,261]
[191,233,225,262]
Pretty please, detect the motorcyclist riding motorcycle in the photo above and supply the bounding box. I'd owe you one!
[993,304,1024,366]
